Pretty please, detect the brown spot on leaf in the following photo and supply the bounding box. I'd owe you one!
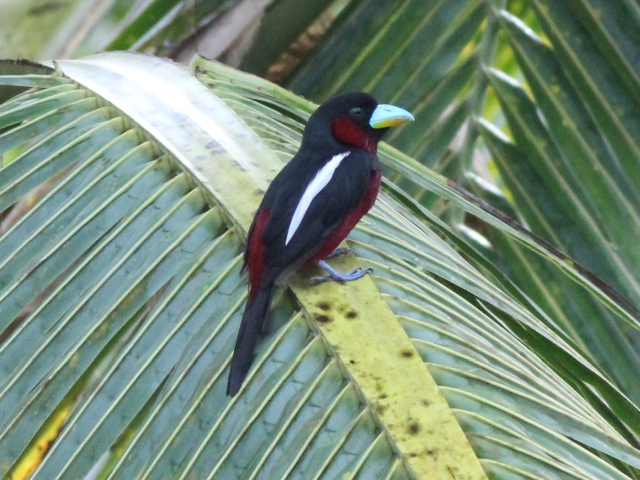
[28,2,62,15]
[346,310,357,319]
[318,302,330,311]
[409,423,420,434]
[400,349,413,358]
[316,315,331,323]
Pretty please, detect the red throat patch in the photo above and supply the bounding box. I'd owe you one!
[331,118,377,153]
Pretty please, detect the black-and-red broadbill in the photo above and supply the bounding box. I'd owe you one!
[227,92,413,396]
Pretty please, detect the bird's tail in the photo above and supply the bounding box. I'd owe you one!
[227,284,274,396]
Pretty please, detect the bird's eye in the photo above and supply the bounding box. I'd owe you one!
[350,107,365,118]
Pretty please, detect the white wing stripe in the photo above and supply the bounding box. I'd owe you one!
[285,152,350,245]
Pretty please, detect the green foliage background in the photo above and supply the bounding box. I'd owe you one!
[0,0,639,478]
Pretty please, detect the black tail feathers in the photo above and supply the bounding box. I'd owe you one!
[227,285,273,396]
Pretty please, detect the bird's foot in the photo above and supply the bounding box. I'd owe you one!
[308,260,372,286]
[325,247,351,260]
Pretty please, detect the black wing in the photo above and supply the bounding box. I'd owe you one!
[260,150,376,274]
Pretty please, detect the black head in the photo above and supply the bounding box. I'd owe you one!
[302,92,413,153]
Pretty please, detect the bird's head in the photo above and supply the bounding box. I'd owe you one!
[303,92,414,153]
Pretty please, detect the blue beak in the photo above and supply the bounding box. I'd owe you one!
[369,104,414,129]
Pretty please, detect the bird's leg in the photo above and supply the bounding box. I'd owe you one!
[325,247,351,260]
[309,260,372,286]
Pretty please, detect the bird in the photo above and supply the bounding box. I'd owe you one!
[227,92,414,396]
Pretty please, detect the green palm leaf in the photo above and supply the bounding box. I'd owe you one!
[281,0,640,417]
[0,52,639,479]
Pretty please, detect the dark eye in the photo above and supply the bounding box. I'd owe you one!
[350,107,365,118]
